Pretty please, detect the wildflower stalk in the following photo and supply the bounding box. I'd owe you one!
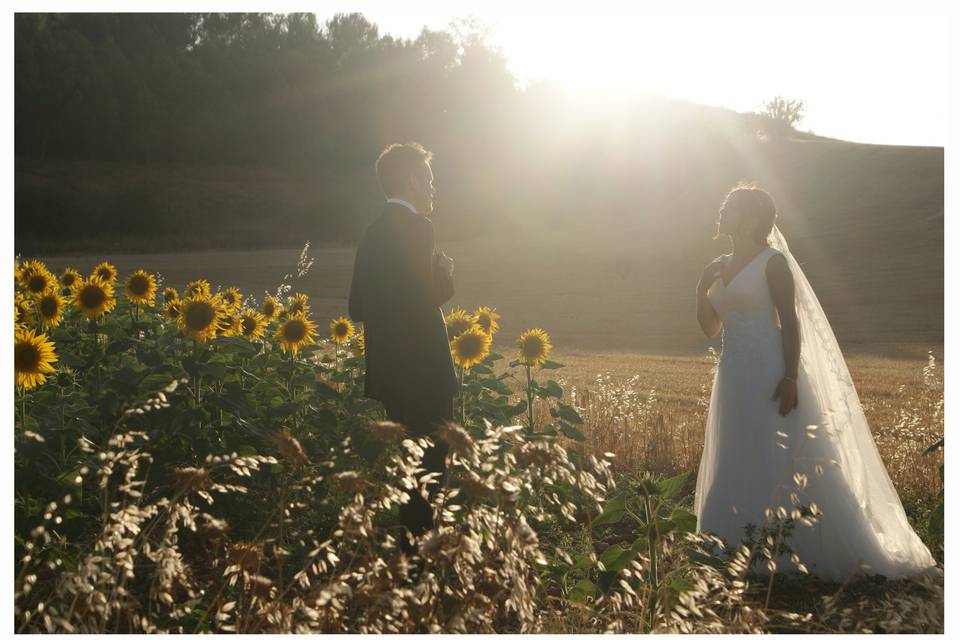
[764,521,785,611]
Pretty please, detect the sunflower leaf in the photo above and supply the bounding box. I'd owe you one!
[568,579,598,603]
[559,422,586,442]
[669,508,698,533]
[542,379,564,399]
[593,493,626,527]
[555,403,583,425]
[598,543,627,570]
[480,378,513,395]
[312,381,341,401]
[657,472,690,500]
[199,361,228,379]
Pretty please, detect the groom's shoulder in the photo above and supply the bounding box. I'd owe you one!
[392,209,434,239]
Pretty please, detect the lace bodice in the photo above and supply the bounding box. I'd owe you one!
[707,247,782,356]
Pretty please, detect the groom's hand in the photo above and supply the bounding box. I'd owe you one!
[772,377,799,416]
[436,251,454,277]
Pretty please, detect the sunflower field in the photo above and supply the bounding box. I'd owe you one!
[12,258,944,633]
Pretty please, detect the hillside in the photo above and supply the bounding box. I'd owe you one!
[28,137,943,356]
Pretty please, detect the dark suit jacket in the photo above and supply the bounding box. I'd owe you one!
[347,203,458,407]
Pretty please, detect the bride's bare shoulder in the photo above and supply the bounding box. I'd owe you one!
[764,250,792,282]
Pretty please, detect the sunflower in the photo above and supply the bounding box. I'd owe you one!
[239,310,267,341]
[351,328,365,357]
[15,327,58,391]
[59,268,82,292]
[474,306,500,335]
[517,328,553,367]
[20,260,55,295]
[452,325,492,369]
[218,312,242,337]
[221,287,243,311]
[445,308,476,341]
[163,287,179,303]
[276,313,317,355]
[124,270,157,306]
[184,279,211,297]
[260,295,279,320]
[178,293,226,342]
[286,293,310,316]
[91,261,118,284]
[36,288,66,329]
[73,276,117,319]
[329,316,355,345]
[15,292,33,328]
[164,299,182,322]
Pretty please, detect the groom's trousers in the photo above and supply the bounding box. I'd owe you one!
[382,393,453,550]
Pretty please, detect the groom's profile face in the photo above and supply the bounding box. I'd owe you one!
[409,161,436,216]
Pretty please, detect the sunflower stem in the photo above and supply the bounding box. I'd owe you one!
[458,365,466,426]
[646,494,660,594]
[333,346,342,394]
[192,340,202,408]
[288,349,297,412]
[59,385,65,463]
[525,364,535,432]
[19,388,28,432]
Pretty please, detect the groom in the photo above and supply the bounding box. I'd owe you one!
[347,142,457,547]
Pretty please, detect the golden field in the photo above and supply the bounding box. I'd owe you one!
[547,349,943,504]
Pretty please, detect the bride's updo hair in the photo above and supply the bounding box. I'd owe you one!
[722,183,778,244]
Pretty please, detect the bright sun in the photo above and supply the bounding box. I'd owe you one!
[466,8,945,146]
[329,6,945,145]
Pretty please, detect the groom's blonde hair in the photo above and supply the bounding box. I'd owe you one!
[722,182,778,244]
[375,142,433,197]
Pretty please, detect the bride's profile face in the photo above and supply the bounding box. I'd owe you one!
[716,202,739,236]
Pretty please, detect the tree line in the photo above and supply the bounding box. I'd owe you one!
[15,13,804,251]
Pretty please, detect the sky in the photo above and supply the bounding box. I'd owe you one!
[319,5,948,147]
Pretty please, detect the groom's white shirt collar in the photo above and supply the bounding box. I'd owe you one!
[386,197,418,215]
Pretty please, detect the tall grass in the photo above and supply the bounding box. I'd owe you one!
[13,256,944,633]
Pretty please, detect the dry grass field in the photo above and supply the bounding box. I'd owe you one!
[549,349,943,509]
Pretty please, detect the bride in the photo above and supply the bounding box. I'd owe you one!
[693,183,938,581]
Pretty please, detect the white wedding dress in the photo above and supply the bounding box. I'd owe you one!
[694,227,937,581]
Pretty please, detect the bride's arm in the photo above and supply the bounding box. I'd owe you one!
[767,254,800,415]
[696,259,724,338]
